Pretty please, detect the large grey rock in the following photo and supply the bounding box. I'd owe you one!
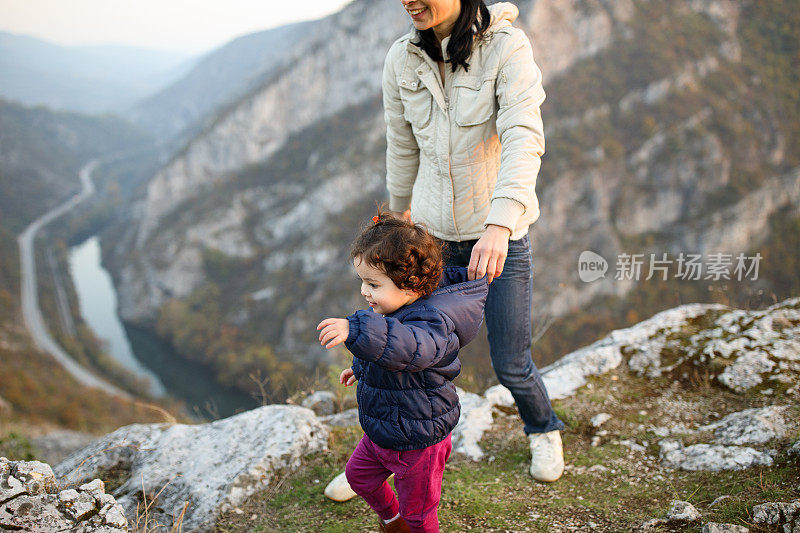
[544,303,716,397]
[452,388,494,460]
[698,300,800,392]
[0,457,127,532]
[702,523,749,533]
[627,298,800,391]
[54,405,328,532]
[667,500,702,521]
[302,390,337,416]
[752,500,800,532]
[699,406,789,445]
[659,440,774,471]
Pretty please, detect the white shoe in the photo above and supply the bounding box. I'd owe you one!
[323,470,396,502]
[323,471,357,502]
[529,430,564,482]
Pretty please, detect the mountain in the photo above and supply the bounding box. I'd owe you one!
[101,0,800,399]
[124,19,322,143]
[0,31,196,114]
[0,98,152,234]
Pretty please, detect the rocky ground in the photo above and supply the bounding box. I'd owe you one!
[0,458,128,531]
[213,367,799,532]
[2,298,798,531]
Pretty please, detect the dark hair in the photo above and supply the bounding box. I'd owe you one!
[411,0,491,73]
[350,210,444,297]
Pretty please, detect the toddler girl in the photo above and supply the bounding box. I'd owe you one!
[317,212,488,533]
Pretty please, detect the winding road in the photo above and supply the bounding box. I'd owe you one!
[18,159,132,399]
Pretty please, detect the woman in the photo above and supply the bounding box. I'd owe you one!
[325,0,565,512]
[387,0,565,481]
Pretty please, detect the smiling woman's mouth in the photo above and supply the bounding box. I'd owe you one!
[409,7,427,19]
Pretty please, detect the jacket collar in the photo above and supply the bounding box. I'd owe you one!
[401,2,519,112]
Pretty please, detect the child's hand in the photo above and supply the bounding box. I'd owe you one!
[339,368,356,386]
[317,318,349,349]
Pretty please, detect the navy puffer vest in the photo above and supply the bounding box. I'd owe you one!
[346,266,488,451]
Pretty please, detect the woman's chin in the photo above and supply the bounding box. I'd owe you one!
[411,18,433,31]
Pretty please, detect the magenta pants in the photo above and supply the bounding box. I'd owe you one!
[345,433,452,533]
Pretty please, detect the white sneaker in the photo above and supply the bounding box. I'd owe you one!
[323,470,395,501]
[323,471,357,502]
[528,430,564,482]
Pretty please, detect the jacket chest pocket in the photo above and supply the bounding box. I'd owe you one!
[453,76,495,127]
[398,75,432,130]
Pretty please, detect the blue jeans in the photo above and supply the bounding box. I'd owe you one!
[442,235,564,435]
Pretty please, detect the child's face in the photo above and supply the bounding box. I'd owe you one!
[353,257,420,315]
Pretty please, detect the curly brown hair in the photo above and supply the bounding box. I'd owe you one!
[350,211,444,297]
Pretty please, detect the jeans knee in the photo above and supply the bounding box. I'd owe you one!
[494,358,535,388]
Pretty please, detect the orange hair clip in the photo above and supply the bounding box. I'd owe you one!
[372,215,380,224]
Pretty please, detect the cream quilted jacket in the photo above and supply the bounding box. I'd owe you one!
[383,2,545,241]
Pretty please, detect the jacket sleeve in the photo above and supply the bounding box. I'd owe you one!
[344,307,453,372]
[383,40,420,213]
[484,28,547,233]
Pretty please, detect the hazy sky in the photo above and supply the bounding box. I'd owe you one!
[0,0,355,54]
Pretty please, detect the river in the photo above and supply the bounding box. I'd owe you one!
[68,235,258,419]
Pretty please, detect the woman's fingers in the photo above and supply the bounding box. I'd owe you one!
[476,253,490,279]
[467,249,479,280]
[468,248,490,280]
[470,247,506,282]
[487,251,508,283]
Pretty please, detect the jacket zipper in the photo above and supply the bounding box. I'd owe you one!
[413,47,461,239]
[441,63,460,239]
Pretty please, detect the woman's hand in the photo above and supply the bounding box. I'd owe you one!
[468,224,511,283]
[339,368,356,387]
[317,318,349,349]
[392,209,412,222]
